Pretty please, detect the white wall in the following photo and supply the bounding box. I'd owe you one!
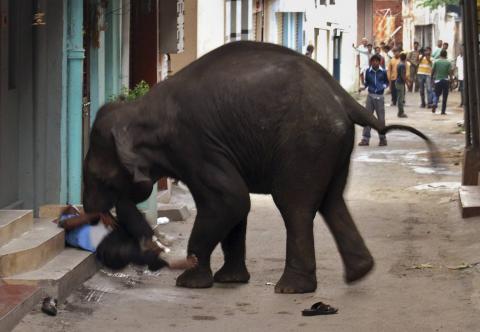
[197,0,225,57]
[304,0,358,92]
[263,0,357,91]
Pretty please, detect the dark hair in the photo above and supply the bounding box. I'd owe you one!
[370,54,382,63]
[425,46,432,51]
[367,43,373,47]
[443,42,449,47]
[307,44,314,52]
[400,53,407,61]
[440,50,448,57]
[414,41,419,45]
[384,45,391,51]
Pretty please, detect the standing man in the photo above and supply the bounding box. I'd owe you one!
[358,54,389,147]
[456,47,464,107]
[387,48,401,106]
[374,46,385,68]
[353,38,373,85]
[382,45,392,73]
[417,47,434,108]
[432,40,443,59]
[396,53,409,118]
[431,50,453,114]
[407,41,420,92]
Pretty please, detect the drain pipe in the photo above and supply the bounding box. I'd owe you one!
[66,0,84,203]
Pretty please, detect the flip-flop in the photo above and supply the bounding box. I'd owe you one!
[302,302,338,316]
[41,297,58,316]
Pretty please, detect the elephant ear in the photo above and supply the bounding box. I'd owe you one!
[111,126,151,184]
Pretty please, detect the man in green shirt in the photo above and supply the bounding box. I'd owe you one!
[431,50,453,114]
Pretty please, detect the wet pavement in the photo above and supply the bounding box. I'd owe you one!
[15,91,480,332]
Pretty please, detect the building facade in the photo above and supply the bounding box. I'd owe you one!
[402,0,462,56]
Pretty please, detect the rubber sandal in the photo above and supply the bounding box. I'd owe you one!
[41,297,58,316]
[302,301,338,316]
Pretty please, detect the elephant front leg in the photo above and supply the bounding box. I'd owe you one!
[175,213,228,289]
[115,197,154,242]
[214,218,250,283]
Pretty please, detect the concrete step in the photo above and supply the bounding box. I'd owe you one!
[0,284,43,332]
[459,186,480,218]
[0,211,33,247]
[0,219,64,277]
[4,248,99,302]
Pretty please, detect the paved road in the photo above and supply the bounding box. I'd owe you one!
[16,91,480,332]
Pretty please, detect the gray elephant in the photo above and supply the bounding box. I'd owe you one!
[83,41,435,293]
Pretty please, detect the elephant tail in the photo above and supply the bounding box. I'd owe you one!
[347,100,440,166]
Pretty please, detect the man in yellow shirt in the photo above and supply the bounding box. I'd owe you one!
[387,48,401,106]
[417,47,434,108]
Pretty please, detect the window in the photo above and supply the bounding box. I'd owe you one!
[330,0,335,4]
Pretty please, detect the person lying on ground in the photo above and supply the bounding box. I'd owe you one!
[55,205,197,271]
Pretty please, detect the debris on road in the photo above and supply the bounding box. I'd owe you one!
[447,262,480,270]
[265,282,276,286]
[302,302,338,316]
[408,263,434,270]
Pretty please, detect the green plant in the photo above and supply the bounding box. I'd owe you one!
[417,0,460,10]
[112,80,150,102]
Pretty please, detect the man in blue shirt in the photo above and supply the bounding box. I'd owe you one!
[358,54,389,146]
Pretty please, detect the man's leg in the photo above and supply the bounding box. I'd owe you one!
[432,81,441,112]
[391,80,398,105]
[441,80,449,114]
[412,66,419,92]
[360,95,374,145]
[426,76,433,106]
[396,82,405,116]
[419,75,426,107]
[408,66,414,92]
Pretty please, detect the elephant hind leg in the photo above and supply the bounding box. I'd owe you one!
[214,218,250,283]
[319,164,374,283]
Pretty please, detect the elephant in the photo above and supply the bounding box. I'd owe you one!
[83,41,435,294]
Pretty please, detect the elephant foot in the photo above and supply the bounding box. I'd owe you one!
[345,255,375,283]
[274,269,317,294]
[176,266,213,288]
[214,263,250,283]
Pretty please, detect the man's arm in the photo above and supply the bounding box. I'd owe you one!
[382,71,389,89]
[58,213,99,231]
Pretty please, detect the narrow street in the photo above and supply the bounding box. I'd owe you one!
[15,91,480,332]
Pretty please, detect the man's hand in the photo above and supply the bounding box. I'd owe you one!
[100,213,117,228]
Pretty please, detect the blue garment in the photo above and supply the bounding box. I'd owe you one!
[364,66,389,95]
[59,213,96,252]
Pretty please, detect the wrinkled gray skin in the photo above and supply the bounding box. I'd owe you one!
[83,41,434,293]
